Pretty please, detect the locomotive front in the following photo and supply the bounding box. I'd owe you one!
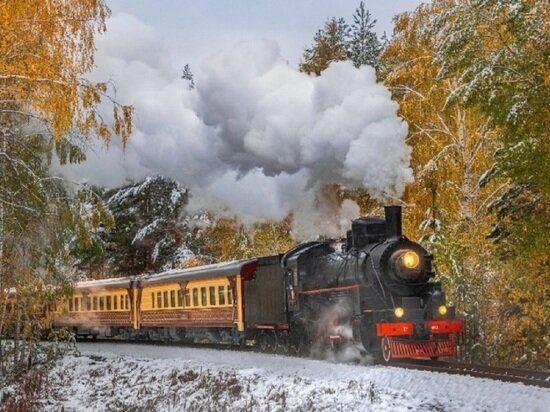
[356,206,463,361]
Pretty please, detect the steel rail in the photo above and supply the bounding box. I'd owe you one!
[382,359,550,388]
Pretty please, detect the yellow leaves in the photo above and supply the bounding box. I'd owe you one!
[180,257,210,269]
[199,216,296,263]
[113,104,134,147]
[0,0,132,146]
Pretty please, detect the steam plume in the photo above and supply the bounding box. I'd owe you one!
[55,14,412,238]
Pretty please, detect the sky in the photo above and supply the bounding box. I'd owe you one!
[106,0,425,68]
[56,0,426,236]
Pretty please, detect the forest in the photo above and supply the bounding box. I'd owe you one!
[0,0,548,384]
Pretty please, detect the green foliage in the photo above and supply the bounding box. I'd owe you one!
[300,17,350,75]
[181,64,195,90]
[71,176,206,277]
[431,0,550,194]
[348,2,382,69]
[300,3,383,76]
[383,0,549,368]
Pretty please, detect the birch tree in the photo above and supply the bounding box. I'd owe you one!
[382,3,506,364]
[0,0,133,377]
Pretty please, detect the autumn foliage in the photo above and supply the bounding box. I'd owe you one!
[0,0,132,143]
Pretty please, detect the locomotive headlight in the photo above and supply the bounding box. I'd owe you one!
[438,305,447,315]
[390,248,423,281]
[394,307,405,318]
[402,251,420,269]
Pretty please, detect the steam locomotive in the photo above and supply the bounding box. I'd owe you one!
[280,206,463,360]
[49,206,462,361]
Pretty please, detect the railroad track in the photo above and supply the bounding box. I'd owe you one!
[384,359,550,388]
[80,339,550,388]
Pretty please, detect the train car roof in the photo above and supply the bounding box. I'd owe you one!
[75,276,132,291]
[139,259,258,286]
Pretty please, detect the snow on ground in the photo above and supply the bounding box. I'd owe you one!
[24,343,550,411]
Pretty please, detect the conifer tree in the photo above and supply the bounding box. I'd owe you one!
[300,17,350,75]
[181,64,195,89]
[348,1,382,69]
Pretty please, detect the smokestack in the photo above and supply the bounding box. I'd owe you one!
[384,206,402,238]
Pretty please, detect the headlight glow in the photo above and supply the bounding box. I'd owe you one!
[438,305,447,315]
[394,307,405,318]
[402,251,420,269]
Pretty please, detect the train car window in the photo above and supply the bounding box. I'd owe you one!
[192,288,198,307]
[157,292,162,308]
[227,288,233,305]
[209,287,216,305]
[125,295,130,310]
[163,291,169,308]
[99,296,105,311]
[93,297,98,311]
[113,295,118,310]
[151,293,155,309]
[218,286,226,305]
[170,290,176,307]
[69,298,74,312]
[185,290,190,307]
[177,290,183,307]
[85,297,91,311]
[74,298,79,312]
[201,287,207,306]
[106,296,112,311]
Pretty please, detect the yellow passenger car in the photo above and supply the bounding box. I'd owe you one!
[52,277,134,337]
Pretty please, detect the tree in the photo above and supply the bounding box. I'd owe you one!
[429,0,550,368]
[300,17,350,75]
[382,2,507,364]
[1,0,134,282]
[181,64,195,90]
[0,0,133,378]
[0,0,132,143]
[383,0,549,368]
[348,1,382,69]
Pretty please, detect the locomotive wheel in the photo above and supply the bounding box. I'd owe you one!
[257,333,269,352]
[275,334,290,355]
[381,337,392,362]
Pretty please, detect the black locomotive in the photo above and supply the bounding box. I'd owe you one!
[272,206,462,360]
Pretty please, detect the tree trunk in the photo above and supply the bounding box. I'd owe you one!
[13,300,21,372]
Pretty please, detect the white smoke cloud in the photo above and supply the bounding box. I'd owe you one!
[54,13,412,238]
